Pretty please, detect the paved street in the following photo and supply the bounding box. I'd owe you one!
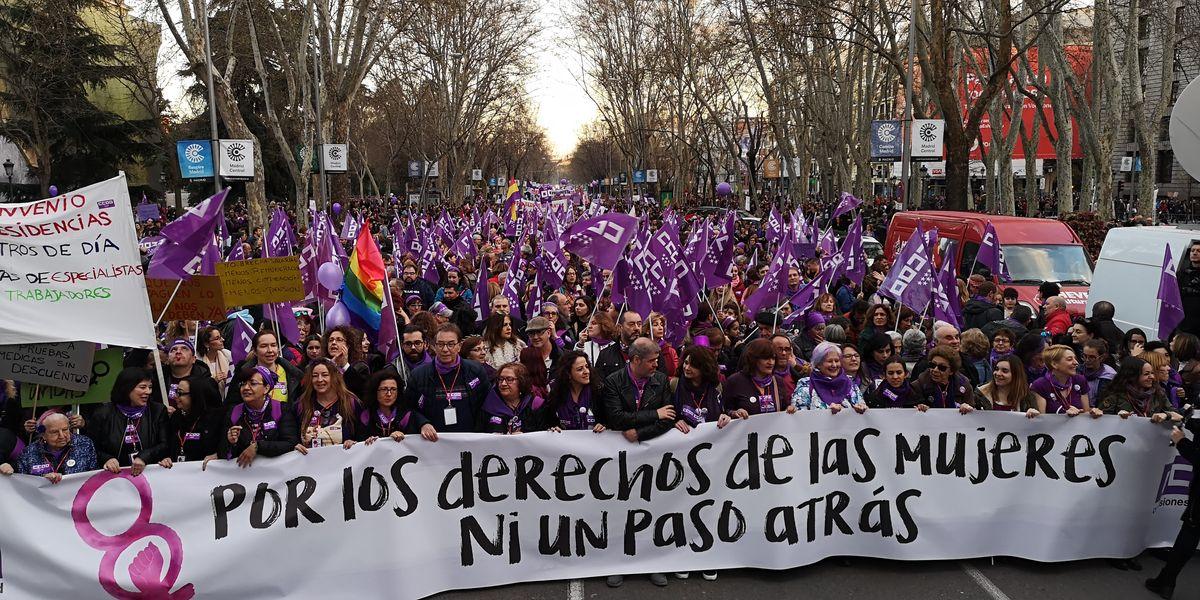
[433,553,1200,599]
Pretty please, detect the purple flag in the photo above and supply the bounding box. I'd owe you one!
[263,303,301,345]
[619,233,653,316]
[525,271,542,319]
[229,317,255,364]
[880,226,935,312]
[932,255,962,329]
[743,242,790,317]
[417,235,440,284]
[538,239,567,289]
[265,209,295,258]
[1158,245,1184,340]
[647,224,699,318]
[828,214,866,286]
[976,221,1012,282]
[560,213,639,271]
[831,192,863,221]
[147,188,230,279]
[227,243,246,262]
[817,226,837,258]
[789,277,820,312]
[765,207,783,244]
[451,229,477,262]
[501,251,525,317]
[474,256,491,324]
[339,212,362,240]
[701,212,736,287]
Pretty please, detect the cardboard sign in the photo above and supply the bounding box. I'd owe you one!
[217,256,305,307]
[20,347,123,407]
[0,342,96,392]
[145,276,227,322]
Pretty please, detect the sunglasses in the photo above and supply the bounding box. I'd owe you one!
[930,363,951,372]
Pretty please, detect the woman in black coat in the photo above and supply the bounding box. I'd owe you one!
[211,365,300,468]
[168,375,223,463]
[86,367,173,476]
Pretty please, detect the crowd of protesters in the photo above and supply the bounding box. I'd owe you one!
[7,191,1200,594]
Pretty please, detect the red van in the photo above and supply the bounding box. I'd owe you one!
[884,211,1093,316]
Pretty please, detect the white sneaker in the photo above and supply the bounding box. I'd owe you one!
[702,572,718,581]
[675,572,690,579]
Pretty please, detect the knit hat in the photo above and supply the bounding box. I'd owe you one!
[429,301,453,318]
[168,338,194,353]
[803,311,826,331]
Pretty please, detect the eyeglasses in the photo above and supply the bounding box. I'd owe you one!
[401,341,425,348]
[496,376,518,384]
[433,341,459,349]
[930,362,951,372]
[240,380,265,388]
[377,387,399,394]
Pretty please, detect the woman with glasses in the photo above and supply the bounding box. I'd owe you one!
[209,365,299,468]
[840,344,875,399]
[481,313,526,368]
[988,328,1017,368]
[359,370,436,442]
[791,342,868,413]
[910,346,987,412]
[168,375,222,463]
[294,359,365,452]
[199,325,232,397]
[225,331,303,405]
[482,363,541,434]
[644,312,679,376]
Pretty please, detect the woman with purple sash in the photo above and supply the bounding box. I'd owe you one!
[868,358,914,409]
[721,339,790,417]
[359,371,431,443]
[86,367,172,477]
[295,358,366,451]
[910,346,987,413]
[537,351,606,433]
[481,363,541,434]
[1029,344,1103,417]
[670,346,731,433]
[209,365,299,468]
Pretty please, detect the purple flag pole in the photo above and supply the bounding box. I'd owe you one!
[1158,245,1185,341]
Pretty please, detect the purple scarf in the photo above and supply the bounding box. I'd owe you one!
[435,356,462,375]
[482,388,532,418]
[876,381,913,408]
[590,336,611,347]
[810,370,853,406]
[404,352,432,371]
[988,349,1012,368]
[116,403,147,420]
[751,373,775,388]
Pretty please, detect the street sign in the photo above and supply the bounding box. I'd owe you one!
[471,169,482,181]
[322,144,349,172]
[911,119,946,161]
[176,140,214,179]
[1120,156,1134,172]
[633,170,646,184]
[488,178,497,186]
[646,169,658,183]
[218,139,255,179]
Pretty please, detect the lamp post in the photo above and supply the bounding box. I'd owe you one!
[3,159,13,199]
[919,164,930,209]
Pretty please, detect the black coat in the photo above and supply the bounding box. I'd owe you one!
[86,402,172,466]
[1179,262,1200,337]
[963,299,1003,331]
[601,367,673,442]
[341,361,372,401]
[168,408,223,462]
[1176,419,1200,526]
[216,400,300,459]
[1093,318,1125,358]
[403,359,491,433]
[154,362,221,409]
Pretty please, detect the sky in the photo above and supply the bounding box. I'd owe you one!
[158,2,597,160]
[526,2,598,159]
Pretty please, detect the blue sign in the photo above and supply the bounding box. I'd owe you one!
[488,178,497,186]
[618,172,627,184]
[633,170,646,184]
[870,120,903,160]
[176,140,214,179]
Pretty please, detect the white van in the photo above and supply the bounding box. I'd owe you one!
[1086,226,1200,340]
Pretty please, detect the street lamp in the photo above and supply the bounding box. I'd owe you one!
[3,159,13,198]
[919,164,930,208]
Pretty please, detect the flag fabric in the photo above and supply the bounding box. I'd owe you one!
[229,316,255,364]
[341,223,388,332]
[975,221,1012,281]
[1158,245,1184,340]
[743,242,791,317]
[843,214,866,285]
[765,207,783,244]
[339,212,362,240]
[560,213,639,272]
[832,192,863,221]
[474,256,491,324]
[932,255,961,329]
[701,212,736,287]
[263,209,300,343]
[880,226,935,312]
[147,188,230,279]
[501,250,525,317]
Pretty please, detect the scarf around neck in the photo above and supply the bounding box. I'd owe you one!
[876,380,913,408]
[435,356,462,375]
[810,370,853,406]
[117,403,147,420]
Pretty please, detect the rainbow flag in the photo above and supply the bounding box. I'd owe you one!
[341,223,387,331]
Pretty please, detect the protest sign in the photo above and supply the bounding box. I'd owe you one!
[0,342,95,392]
[135,203,160,221]
[145,275,226,322]
[18,346,123,407]
[0,412,1179,599]
[216,256,305,307]
[0,175,156,349]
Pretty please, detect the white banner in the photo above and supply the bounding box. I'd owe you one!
[0,175,155,349]
[0,412,1182,599]
[217,139,255,179]
[322,143,349,173]
[911,119,946,160]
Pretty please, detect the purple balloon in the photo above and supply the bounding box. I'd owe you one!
[325,301,351,328]
[716,182,732,197]
[332,202,342,215]
[317,262,343,290]
[48,185,58,197]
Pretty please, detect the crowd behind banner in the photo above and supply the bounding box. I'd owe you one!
[6,186,1200,594]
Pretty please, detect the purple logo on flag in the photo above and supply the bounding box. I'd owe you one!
[98,199,115,209]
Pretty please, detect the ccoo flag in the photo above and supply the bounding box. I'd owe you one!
[560,213,639,271]
[1157,245,1184,341]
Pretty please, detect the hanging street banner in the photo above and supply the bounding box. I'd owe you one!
[0,411,1181,599]
[322,144,349,173]
[0,175,156,349]
[911,119,946,161]
[870,120,903,160]
[218,139,255,179]
[175,140,214,179]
